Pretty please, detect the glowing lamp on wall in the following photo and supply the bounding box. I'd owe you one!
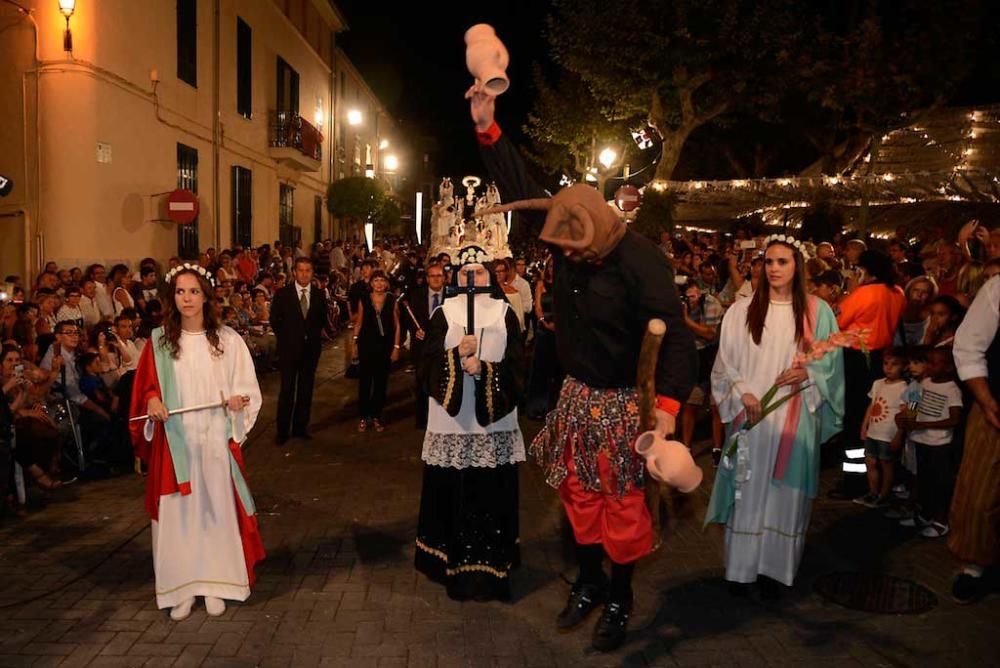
[347,109,363,126]
[58,0,75,52]
[379,139,389,150]
[384,155,399,172]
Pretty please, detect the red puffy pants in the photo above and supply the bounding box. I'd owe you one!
[558,446,653,564]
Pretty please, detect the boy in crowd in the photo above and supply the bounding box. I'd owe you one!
[855,347,908,508]
[897,348,963,537]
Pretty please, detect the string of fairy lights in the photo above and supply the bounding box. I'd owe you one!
[642,107,1000,223]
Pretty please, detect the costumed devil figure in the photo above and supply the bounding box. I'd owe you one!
[466,89,697,649]
[129,265,264,622]
[414,245,526,601]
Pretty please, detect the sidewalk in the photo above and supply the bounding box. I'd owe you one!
[0,339,997,667]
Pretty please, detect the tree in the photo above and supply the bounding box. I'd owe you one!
[523,68,633,192]
[327,177,406,241]
[794,0,989,175]
[546,0,802,181]
[326,177,383,220]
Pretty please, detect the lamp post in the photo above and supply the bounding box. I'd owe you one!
[58,0,75,52]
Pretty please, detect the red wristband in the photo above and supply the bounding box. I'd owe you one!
[655,395,681,417]
[476,121,502,146]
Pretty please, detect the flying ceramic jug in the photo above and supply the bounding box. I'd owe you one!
[465,24,510,95]
[634,432,703,493]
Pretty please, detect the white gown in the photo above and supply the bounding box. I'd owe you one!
[711,299,822,586]
[151,328,262,608]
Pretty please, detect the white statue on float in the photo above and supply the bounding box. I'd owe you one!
[429,175,511,260]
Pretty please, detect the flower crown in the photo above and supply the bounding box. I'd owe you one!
[164,262,216,287]
[763,234,811,259]
[456,245,493,266]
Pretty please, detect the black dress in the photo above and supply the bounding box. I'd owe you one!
[356,293,396,420]
[414,302,525,602]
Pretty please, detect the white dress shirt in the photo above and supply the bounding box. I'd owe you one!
[80,295,102,327]
[428,289,444,317]
[296,283,311,313]
[511,275,533,314]
[954,275,999,382]
[94,281,115,319]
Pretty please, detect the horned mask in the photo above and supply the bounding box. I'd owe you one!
[481,184,626,262]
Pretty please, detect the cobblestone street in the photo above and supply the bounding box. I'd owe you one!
[1,341,998,668]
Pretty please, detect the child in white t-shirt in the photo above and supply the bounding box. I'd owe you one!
[855,348,908,508]
[897,348,962,538]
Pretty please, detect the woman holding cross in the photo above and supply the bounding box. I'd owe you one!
[414,245,526,601]
[129,264,264,621]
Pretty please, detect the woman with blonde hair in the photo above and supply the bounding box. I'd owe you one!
[955,261,985,308]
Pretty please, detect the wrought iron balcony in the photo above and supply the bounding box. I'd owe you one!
[269,111,323,171]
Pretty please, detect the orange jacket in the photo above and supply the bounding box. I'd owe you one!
[837,283,906,351]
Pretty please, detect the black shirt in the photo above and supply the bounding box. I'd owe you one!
[481,132,697,402]
[348,280,371,313]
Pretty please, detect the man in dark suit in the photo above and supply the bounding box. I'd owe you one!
[269,257,328,445]
[401,261,446,429]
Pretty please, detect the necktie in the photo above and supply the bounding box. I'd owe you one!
[431,292,440,311]
[299,288,308,318]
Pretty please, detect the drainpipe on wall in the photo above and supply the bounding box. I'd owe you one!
[330,46,338,240]
[212,0,222,249]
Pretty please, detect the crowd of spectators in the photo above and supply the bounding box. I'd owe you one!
[2,221,997,604]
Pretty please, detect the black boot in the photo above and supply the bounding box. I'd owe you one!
[557,543,608,630]
[591,599,631,652]
[557,579,608,630]
[591,559,635,651]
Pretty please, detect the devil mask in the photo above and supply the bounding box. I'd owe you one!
[482,184,626,262]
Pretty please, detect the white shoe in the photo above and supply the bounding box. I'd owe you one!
[169,597,195,621]
[204,596,226,617]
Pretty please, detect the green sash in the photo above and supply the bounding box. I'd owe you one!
[150,327,256,515]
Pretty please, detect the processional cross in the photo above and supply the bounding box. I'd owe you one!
[445,269,493,335]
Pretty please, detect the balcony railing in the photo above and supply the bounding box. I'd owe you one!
[269,111,322,165]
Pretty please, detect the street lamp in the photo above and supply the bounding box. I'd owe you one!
[384,155,399,172]
[598,147,618,170]
[347,109,363,126]
[58,0,75,52]
[379,139,389,150]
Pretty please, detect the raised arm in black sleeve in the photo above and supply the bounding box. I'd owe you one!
[477,125,549,232]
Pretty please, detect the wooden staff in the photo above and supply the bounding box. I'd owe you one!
[636,319,669,550]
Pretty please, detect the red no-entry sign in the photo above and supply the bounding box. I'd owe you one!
[166,189,199,224]
[615,185,641,212]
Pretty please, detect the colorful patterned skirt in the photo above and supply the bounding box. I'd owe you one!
[530,376,644,499]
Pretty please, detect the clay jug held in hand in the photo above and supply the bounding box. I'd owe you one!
[634,432,703,493]
[465,24,509,95]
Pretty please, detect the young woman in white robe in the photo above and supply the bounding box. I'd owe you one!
[707,240,845,596]
[130,267,263,621]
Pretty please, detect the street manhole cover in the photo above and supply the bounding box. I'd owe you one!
[813,572,937,614]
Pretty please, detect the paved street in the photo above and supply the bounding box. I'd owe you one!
[1,340,998,668]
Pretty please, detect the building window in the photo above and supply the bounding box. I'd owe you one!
[276,56,299,114]
[314,195,323,243]
[177,0,197,87]
[231,166,252,248]
[236,18,252,119]
[279,183,297,246]
[177,143,199,259]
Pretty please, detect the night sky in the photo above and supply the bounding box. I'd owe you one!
[336,0,1000,188]
[336,0,550,179]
